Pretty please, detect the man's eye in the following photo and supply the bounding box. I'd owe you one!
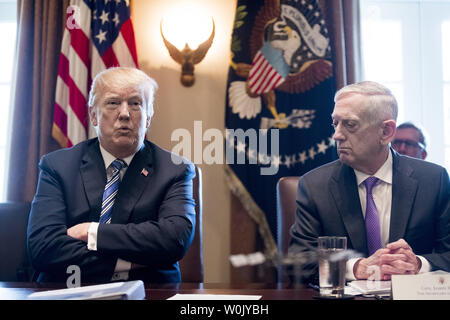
[343,120,356,128]
[129,101,141,109]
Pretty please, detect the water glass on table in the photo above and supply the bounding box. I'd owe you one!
[318,236,347,298]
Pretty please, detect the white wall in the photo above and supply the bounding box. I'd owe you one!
[132,0,237,283]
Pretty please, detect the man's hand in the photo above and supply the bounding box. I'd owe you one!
[354,239,420,280]
[384,239,421,276]
[67,223,91,242]
[354,248,390,280]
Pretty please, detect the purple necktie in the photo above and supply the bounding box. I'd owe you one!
[364,176,382,255]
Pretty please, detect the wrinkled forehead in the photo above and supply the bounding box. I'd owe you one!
[332,93,367,120]
[92,81,149,108]
[90,68,154,104]
[100,84,145,99]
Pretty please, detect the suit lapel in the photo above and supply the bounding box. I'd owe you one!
[330,163,368,255]
[111,143,154,224]
[389,153,418,242]
[80,140,107,222]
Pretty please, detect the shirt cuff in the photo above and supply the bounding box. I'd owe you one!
[346,257,359,281]
[87,222,99,251]
[417,255,432,273]
[88,223,132,280]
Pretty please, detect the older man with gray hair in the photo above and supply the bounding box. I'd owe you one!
[289,81,450,283]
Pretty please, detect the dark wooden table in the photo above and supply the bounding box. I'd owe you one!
[0,282,400,319]
[0,282,371,300]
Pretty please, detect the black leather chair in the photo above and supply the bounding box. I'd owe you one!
[0,202,32,281]
[179,166,204,282]
[276,176,300,254]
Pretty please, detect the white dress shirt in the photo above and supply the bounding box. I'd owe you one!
[87,145,135,281]
[345,151,431,280]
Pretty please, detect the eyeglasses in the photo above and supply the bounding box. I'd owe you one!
[391,139,425,150]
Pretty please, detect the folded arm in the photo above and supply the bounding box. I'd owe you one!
[27,157,116,281]
[67,164,196,266]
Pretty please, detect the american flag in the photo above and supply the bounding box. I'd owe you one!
[52,0,138,148]
[141,168,148,177]
[247,42,290,96]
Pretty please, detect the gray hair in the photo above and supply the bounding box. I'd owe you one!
[88,67,158,117]
[334,81,398,123]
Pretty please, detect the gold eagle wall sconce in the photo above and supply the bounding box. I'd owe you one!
[160,18,215,87]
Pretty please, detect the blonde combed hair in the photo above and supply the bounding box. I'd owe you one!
[88,67,158,117]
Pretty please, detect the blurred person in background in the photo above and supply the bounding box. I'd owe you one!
[392,122,427,160]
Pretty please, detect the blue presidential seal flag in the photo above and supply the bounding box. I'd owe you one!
[225,0,337,255]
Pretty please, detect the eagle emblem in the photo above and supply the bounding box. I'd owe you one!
[229,0,333,127]
[161,19,215,87]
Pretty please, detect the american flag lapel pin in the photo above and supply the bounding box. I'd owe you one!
[141,168,149,177]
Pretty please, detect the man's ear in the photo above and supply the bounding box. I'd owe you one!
[89,106,98,126]
[381,120,396,145]
[421,149,427,160]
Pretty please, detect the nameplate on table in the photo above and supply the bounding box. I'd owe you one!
[392,271,450,300]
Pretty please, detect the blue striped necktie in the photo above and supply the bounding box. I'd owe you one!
[100,159,126,224]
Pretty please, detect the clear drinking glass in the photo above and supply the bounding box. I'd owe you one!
[318,236,347,297]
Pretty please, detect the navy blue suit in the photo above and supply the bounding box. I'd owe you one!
[27,138,196,283]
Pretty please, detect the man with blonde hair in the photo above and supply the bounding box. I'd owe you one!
[28,67,196,283]
[289,81,450,283]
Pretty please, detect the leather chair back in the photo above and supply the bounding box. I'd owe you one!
[179,166,203,282]
[0,202,32,281]
[276,176,300,254]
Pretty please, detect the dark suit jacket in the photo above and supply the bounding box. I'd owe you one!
[27,138,196,283]
[289,150,450,279]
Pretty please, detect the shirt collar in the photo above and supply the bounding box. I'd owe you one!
[99,144,135,169]
[354,150,393,186]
